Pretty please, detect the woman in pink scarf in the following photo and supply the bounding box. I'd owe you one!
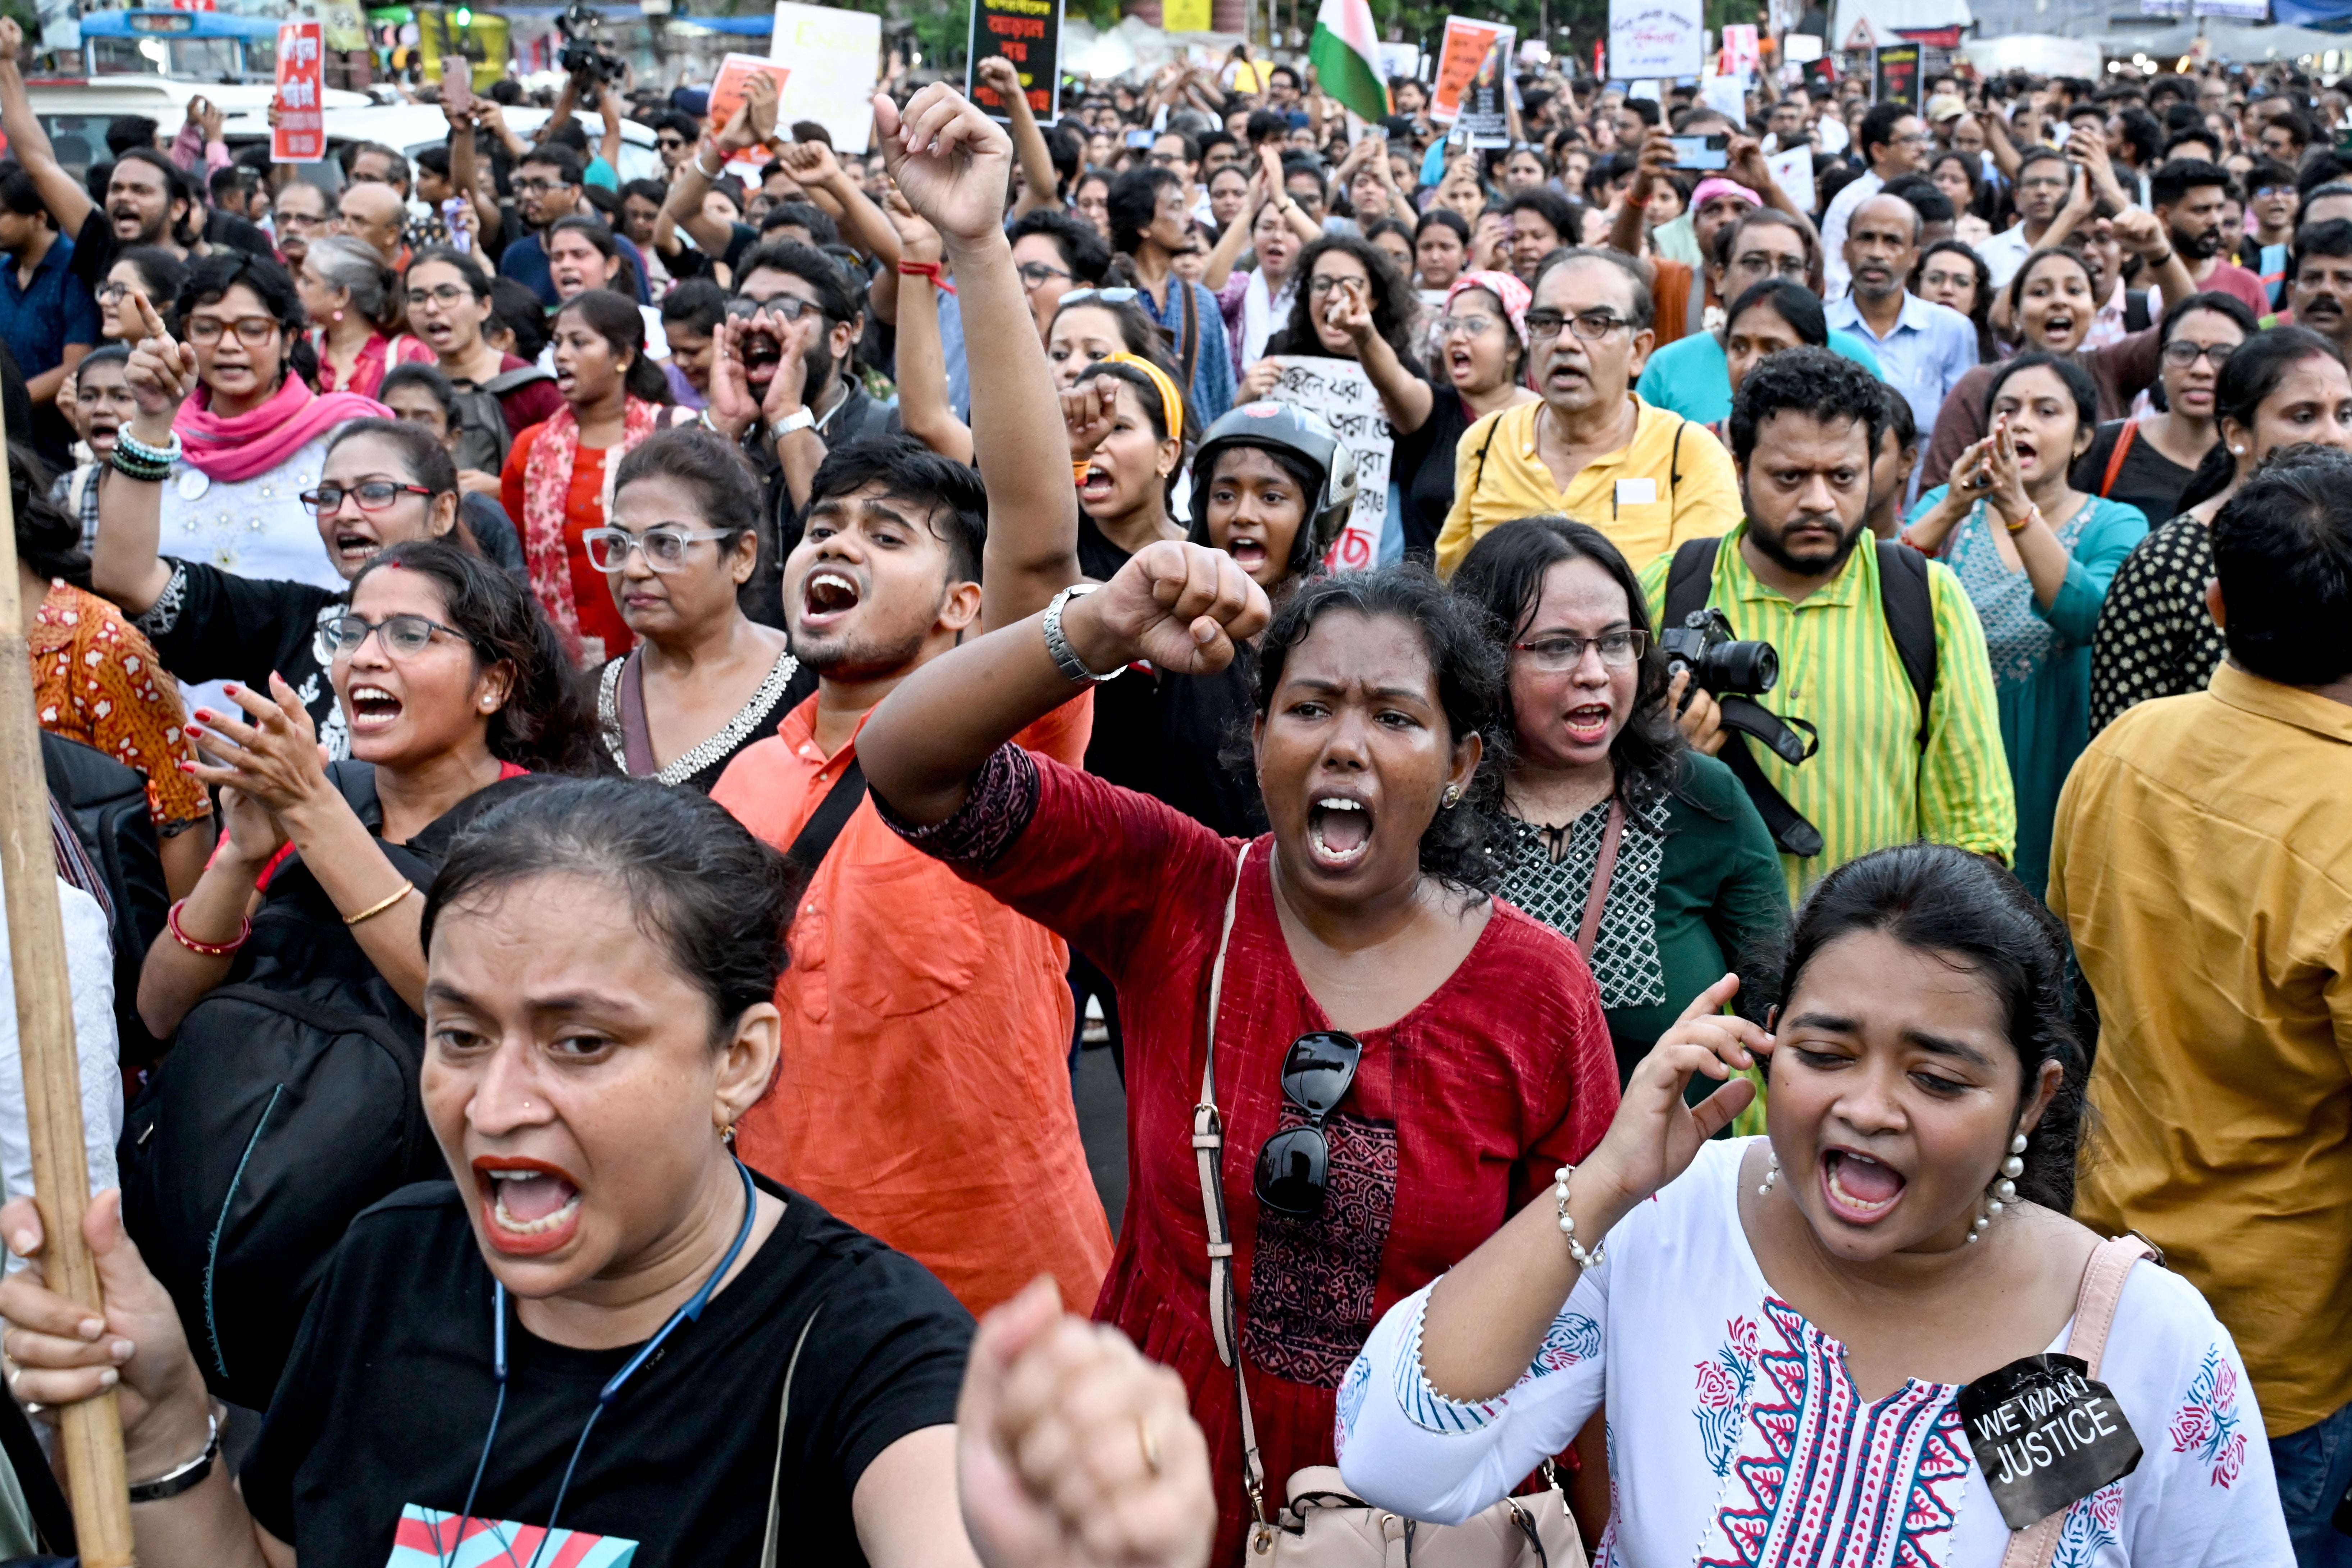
[144,252,390,596]
[500,288,687,665]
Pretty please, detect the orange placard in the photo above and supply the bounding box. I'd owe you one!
[707,51,793,136]
[273,20,325,163]
[1429,16,1503,123]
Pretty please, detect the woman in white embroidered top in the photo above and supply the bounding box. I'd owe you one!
[591,426,807,792]
[1337,844,2295,1568]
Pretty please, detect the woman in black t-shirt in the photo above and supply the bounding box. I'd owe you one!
[0,777,1213,1568]
[1393,269,1538,562]
[2069,290,2254,533]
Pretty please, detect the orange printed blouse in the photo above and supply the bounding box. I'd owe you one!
[32,580,210,829]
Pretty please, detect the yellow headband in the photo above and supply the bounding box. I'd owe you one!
[1105,352,1186,445]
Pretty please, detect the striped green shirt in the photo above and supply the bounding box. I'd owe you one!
[1640,524,2016,900]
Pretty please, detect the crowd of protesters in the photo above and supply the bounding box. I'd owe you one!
[0,22,2336,1567]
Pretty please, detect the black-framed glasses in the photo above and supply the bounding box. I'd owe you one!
[301,481,434,516]
[318,612,467,660]
[406,283,473,310]
[2160,339,2237,369]
[724,293,821,322]
[1306,274,1367,296]
[1253,1031,1363,1217]
[1524,308,1633,343]
[1017,260,1074,287]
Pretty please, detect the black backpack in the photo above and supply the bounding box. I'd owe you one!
[40,731,170,1068]
[447,363,553,477]
[1662,537,1938,860]
[118,764,541,1409]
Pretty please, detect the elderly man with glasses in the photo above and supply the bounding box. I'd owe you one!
[1435,247,1742,577]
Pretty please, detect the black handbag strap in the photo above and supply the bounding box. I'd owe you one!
[784,759,868,875]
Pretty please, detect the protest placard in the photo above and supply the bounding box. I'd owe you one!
[1873,41,1921,109]
[968,0,1062,120]
[1608,0,1703,82]
[769,1,881,152]
[272,21,325,163]
[1431,17,1514,146]
[1266,357,1393,573]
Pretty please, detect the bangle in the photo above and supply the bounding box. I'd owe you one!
[342,880,414,926]
[166,898,249,957]
[2148,251,2174,268]
[2006,502,2042,536]
[696,145,725,178]
[1553,1163,1606,1269]
[114,427,181,466]
[128,1410,218,1504]
[896,258,957,295]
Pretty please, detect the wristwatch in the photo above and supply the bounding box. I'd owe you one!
[1042,584,1122,684]
[767,407,815,444]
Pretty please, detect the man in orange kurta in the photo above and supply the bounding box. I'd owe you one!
[714,693,1112,1316]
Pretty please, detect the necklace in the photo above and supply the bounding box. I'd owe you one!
[435,1159,760,1568]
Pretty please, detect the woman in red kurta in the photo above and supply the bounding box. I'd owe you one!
[860,549,1619,1565]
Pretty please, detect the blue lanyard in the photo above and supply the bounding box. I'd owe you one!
[437,1159,761,1568]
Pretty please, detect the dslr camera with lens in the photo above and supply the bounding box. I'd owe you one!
[1658,607,1777,698]
[556,1,629,88]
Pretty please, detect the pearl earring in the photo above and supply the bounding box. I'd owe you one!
[1969,1132,2028,1243]
[1757,1148,1779,1196]
[2232,446,2244,455]
[1441,785,1462,808]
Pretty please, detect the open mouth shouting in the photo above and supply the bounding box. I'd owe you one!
[1307,792,1373,870]
[2009,432,2041,477]
[1446,343,1478,383]
[474,1156,584,1256]
[346,682,404,733]
[799,566,863,633]
[739,327,783,384]
[1561,699,1613,748]
[2039,309,2076,342]
[1078,463,1116,504]
[329,526,383,570]
[1820,1146,1906,1225]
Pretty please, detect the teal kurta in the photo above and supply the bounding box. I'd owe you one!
[1905,486,2149,895]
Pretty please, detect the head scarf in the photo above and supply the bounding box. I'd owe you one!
[1690,177,1763,215]
[1445,269,1533,346]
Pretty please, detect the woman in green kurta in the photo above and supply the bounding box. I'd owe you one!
[1453,515,1789,1085]
[1902,352,2148,897]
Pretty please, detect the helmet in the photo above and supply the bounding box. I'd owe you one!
[1186,401,1360,578]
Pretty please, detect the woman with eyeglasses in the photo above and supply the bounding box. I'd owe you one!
[1901,354,2150,895]
[2067,292,2253,534]
[296,235,437,399]
[401,247,564,494]
[501,287,690,666]
[1390,270,1538,563]
[1454,515,1786,1086]
[1913,238,1997,365]
[2090,325,2352,736]
[92,365,485,756]
[117,538,605,1407]
[0,776,1215,1568]
[94,259,386,615]
[95,247,184,344]
[853,550,1619,1567]
[589,427,811,791]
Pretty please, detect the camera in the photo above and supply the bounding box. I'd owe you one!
[556,1,628,87]
[1659,608,1778,697]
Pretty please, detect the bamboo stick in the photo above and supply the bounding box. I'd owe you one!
[0,405,136,1564]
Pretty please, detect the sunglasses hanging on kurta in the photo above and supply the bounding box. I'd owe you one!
[1253,1030,1364,1217]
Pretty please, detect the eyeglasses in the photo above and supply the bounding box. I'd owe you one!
[406,283,473,310]
[318,612,466,660]
[301,481,434,516]
[1514,628,1649,671]
[1253,1031,1363,1217]
[1731,254,1810,281]
[581,524,734,571]
[185,315,281,346]
[2161,340,2238,369]
[1438,311,1500,338]
[94,280,134,302]
[1524,308,1633,342]
[656,135,689,151]
[1016,260,1074,287]
[724,294,822,322]
[276,210,329,230]
[1059,287,1140,308]
[1306,274,1367,296]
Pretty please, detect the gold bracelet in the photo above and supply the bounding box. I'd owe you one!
[343,880,415,926]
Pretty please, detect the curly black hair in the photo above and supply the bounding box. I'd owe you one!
[1267,233,1420,365]
[1248,565,1517,895]
[1770,843,2091,1212]
[1727,345,1886,470]
[173,249,319,392]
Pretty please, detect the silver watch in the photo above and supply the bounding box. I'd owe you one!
[1042,584,1121,684]
[767,407,815,443]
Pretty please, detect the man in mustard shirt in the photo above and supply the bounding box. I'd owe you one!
[1434,247,1740,578]
[2051,447,2352,1564]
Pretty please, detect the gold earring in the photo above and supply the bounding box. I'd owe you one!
[1441,784,1463,808]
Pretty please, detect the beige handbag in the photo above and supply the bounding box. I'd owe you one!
[1194,843,1587,1568]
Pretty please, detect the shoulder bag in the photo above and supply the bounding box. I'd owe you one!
[1194,842,1586,1568]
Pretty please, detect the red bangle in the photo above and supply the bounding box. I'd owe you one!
[896,259,956,295]
[167,898,249,958]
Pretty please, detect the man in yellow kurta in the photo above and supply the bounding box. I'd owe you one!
[1435,248,1740,578]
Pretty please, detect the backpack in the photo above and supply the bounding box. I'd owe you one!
[447,363,553,478]
[1662,537,1938,859]
[118,763,539,1409]
[40,731,169,1068]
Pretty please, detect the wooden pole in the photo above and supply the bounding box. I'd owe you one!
[0,411,137,1563]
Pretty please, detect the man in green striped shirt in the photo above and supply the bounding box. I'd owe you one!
[1637,349,2014,899]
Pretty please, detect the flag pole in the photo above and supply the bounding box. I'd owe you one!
[0,410,137,1564]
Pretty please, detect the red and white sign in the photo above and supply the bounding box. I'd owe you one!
[273,21,324,163]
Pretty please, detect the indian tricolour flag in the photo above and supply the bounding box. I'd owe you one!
[1307,0,1389,124]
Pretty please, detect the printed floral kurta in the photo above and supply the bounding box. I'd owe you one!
[1338,1138,2293,1568]
[32,580,209,829]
